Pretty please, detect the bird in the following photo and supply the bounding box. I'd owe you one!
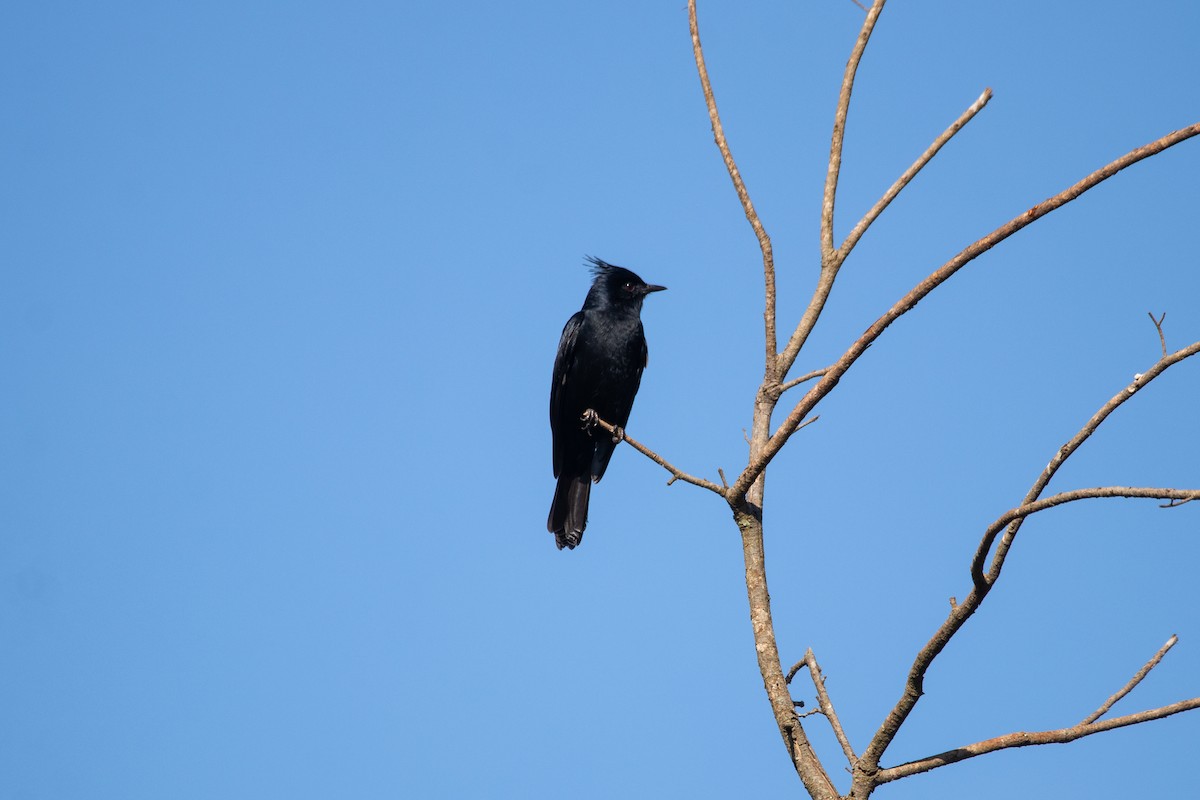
[548,257,666,550]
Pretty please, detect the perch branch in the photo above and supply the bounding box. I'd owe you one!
[1082,635,1178,725]
[584,411,725,496]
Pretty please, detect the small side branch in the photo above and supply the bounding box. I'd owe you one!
[793,649,858,768]
[780,368,827,394]
[584,411,725,496]
[1149,311,1168,357]
[1082,635,1178,725]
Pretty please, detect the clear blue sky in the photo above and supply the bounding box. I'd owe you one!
[3,2,1199,798]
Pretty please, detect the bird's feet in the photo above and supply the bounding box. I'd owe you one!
[580,409,623,443]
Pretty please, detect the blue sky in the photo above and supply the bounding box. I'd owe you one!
[3,2,1199,798]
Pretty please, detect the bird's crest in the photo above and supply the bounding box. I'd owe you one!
[584,255,620,278]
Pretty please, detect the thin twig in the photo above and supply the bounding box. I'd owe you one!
[1082,635,1179,725]
[800,649,858,767]
[791,416,820,435]
[875,696,1200,784]
[731,122,1200,502]
[585,411,725,496]
[822,0,887,260]
[688,0,777,375]
[1149,311,1167,357]
[780,368,827,394]
[838,87,993,259]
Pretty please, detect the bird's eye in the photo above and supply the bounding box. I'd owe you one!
[622,282,635,293]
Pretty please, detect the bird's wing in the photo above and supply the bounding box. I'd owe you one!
[590,325,649,483]
[550,311,585,477]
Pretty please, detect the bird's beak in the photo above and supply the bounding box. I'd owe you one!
[643,284,667,294]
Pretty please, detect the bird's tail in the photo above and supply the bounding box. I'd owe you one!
[547,474,590,550]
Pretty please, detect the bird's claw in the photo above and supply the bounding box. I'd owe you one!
[579,409,623,442]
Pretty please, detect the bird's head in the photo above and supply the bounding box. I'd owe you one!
[582,256,667,312]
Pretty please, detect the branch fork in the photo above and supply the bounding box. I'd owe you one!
[653,2,1200,797]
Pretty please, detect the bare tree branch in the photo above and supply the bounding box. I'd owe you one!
[797,649,858,768]
[838,87,992,262]
[780,368,828,394]
[822,0,887,261]
[681,3,1200,796]
[773,2,889,388]
[779,85,992,380]
[731,122,1200,503]
[1082,634,1179,725]
[982,339,1200,584]
[875,696,1200,784]
[734,508,840,799]
[688,0,778,375]
[583,411,725,495]
[971,486,1200,587]
[850,342,1200,790]
[686,13,847,791]
[1149,311,1168,357]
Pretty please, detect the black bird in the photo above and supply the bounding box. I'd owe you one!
[548,257,666,550]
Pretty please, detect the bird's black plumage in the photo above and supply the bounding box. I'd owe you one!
[548,257,666,550]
